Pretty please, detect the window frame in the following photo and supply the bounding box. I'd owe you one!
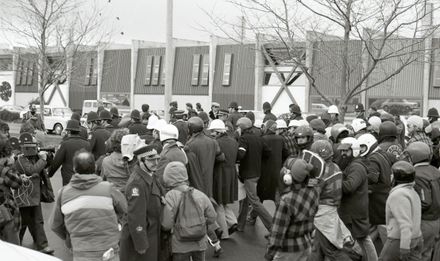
[160,55,165,86]
[434,49,440,87]
[222,53,233,86]
[200,54,209,86]
[191,54,201,86]
[144,55,153,86]
[151,55,161,86]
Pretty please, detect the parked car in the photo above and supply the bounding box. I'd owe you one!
[21,106,73,135]
[82,99,131,117]
[371,98,419,115]
[0,105,24,114]
[311,103,329,114]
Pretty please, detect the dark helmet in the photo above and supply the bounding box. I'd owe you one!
[330,124,349,141]
[294,125,314,149]
[99,110,112,121]
[355,103,365,112]
[131,109,141,120]
[311,140,333,160]
[428,108,439,118]
[87,111,99,123]
[379,121,397,140]
[65,120,80,132]
[392,161,415,184]
[290,104,301,114]
[310,119,326,133]
[110,107,119,117]
[405,141,431,164]
[187,116,204,133]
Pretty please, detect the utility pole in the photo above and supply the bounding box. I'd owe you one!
[164,0,173,121]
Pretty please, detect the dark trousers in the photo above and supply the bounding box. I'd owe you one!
[308,229,352,261]
[19,205,48,249]
[379,237,423,261]
[0,220,19,245]
[173,251,205,261]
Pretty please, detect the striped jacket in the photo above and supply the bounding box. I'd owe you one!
[50,174,127,257]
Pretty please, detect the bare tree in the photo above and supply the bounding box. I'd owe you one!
[0,0,109,119]
[206,0,439,119]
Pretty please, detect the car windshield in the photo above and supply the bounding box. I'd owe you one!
[52,108,72,116]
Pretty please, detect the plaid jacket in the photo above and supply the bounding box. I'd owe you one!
[281,133,297,157]
[408,131,433,155]
[266,183,320,260]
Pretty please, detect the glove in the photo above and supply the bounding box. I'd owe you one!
[38,151,47,161]
[400,248,411,261]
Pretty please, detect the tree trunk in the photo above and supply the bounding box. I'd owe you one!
[339,0,352,123]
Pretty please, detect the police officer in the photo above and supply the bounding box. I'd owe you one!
[99,110,115,134]
[49,120,91,185]
[23,104,45,131]
[129,110,148,136]
[87,111,111,160]
[110,107,121,128]
[120,144,163,261]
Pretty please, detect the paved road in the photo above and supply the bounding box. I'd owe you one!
[10,122,275,260]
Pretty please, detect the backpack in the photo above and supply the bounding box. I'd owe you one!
[174,187,207,241]
[423,176,440,219]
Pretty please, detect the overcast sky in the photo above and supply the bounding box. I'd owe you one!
[99,0,240,44]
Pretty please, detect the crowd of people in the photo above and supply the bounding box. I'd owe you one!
[1,99,440,261]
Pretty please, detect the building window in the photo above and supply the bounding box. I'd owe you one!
[191,54,201,86]
[0,58,12,71]
[200,54,209,86]
[434,50,440,87]
[152,55,161,85]
[161,56,165,86]
[222,53,233,86]
[144,55,153,86]
[21,61,28,85]
[26,61,34,85]
[84,57,97,86]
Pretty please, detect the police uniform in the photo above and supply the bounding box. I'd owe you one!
[89,126,111,160]
[120,164,163,261]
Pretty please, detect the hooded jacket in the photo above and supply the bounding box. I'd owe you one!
[50,174,127,257]
[101,152,137,194]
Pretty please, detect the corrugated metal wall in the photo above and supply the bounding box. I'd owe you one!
[212,44,255,109]
[70,51,98,111]
[366,39,424,98]
[134,48,165,94]
[15,54,38,93]
[311,40,363,98]
[173,46,209,95]
[102,49,131,93]
[429,38,440,99]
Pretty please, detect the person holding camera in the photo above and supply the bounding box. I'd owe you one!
[14,132,53,254]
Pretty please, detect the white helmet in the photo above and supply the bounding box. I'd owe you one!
[298,119,310,127]
[352,118,367,133]
[146,115,159,129]
[208,119,226,131]
[328,105,339,114]
[160,124,179,141]
[288,120,300,128]
[276,119,288,129]
[368,116,381,132]
[154,119,167,131]
[339,137,361,157]
[357,133,377,157]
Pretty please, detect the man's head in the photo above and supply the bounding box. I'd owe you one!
[0,120,10,138]
[294,125,314,150]
[428,108,439,123]
[141,104,150,113]
[134,144,160,172]
[392,161,415,186]
[406,115,423,135]
[170,101,178,109]
[160,124,179,143]
[29,104,37,115]
[262,120,277,134]
[86,111,100,129]
[110,107,119,118]
[186,103,193,111]
[187,116,204,135]
[358,133,378,157]
[228,101,238,113]
[289,104,301,117]
[328,105,339,120]
[208,119,226,137]
[211,102,220,113]
[65,120,81,136]
[196,103,202,111]
[218,109,229,121]
[263,102,271,114]
[131,109,141,122]
[73,150,96,174]
[236,117,252,135]
[404,141,431,164]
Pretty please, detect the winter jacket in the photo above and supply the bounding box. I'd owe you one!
[227,111,242,130]
[213,133,239,205]
[173,120,189,145]
[89,126,111,160]
[161,184,216,254]
[379,139,403,161]
[237,131,271,180]
[414,162,440,220]
[49,135,92,185]
[366,149,396,225]
[263,112,277,123]
[156,141,188,185]
[120,165,163,261]
[185,132,224,197]
[14,155,46,207]
[338,158,369,238]
[259,133,288,201]
[319,162,343,207]
[128,122,148,136]
[385,183,422,250]
[50,174,127,258]
[101,152,136,194]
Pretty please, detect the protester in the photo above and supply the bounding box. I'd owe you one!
[101,129,136,193]
[99,110,115,134]
[245,111,262,136]
[209,119,239,239]
[129,110,148,136]
[49,120,91,185]
[378,121,403,160]
[327,105,340,126]
[227,101,242,129]
[70,112,88,139]
[173,112,189,144]
[110,107,121,128]
[352,118,368,138]
[161,161,217,261]
[50,150,127,261]
[23,104,45,131]
[407,115,433,154]
[120,144,163,261]
[379,161,422,261]
[265,159,320,261]
[310,119,328,141]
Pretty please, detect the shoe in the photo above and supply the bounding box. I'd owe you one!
[40,246,54,255]
[228,224,238,235]
[213,242,223,258]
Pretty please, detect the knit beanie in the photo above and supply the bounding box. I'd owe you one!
[264,120,277,132]
[291,159,313,183]
[163,161,188,188]
[407,115,423,130]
